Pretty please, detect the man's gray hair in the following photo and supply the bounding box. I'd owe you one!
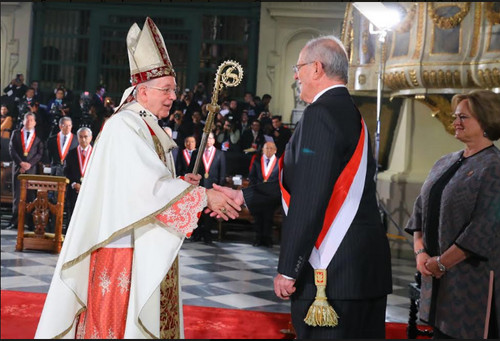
[23,112,36,121]
[133,78,160,99]
[59,116,72,126]
[77,126,92,136]
[303,35,349,83]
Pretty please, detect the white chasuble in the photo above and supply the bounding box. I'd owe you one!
[35,102,206,339]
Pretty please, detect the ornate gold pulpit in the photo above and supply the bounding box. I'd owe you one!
[15,174,69,254]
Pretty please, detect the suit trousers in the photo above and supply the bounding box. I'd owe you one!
[291,295,387,339]
[253,208,274,245]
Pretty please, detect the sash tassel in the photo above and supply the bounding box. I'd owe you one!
[304,269,339,327]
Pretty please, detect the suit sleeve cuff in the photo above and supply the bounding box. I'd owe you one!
[242,188,252,210]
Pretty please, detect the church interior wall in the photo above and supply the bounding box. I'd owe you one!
[2,2,498,260]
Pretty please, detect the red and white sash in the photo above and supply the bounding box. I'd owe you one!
[57,132,73,163]
[21,128,35,156]
[261,155,277,182]
[202,147,216,175]
[279,119,368,270]
[183,149,193,166]
[77,145,92,180]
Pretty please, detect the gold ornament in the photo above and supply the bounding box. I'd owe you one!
[428,3,471,30]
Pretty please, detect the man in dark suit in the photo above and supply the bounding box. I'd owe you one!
[6,112,45,230]
[176,135,196,176]
[248,141,280,247]
[211,35,392,338]
[271,115,292,157]
[187,132,226,244]
[63,127,93,227]
[240,119,266,174]
[91,85,106,119]
[240,119,265,153]
[46,116,78,176]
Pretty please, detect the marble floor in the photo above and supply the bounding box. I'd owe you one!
[0,206,417,324]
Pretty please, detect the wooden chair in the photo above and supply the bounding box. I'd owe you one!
[15,174,68,254]
[0,161,13,204]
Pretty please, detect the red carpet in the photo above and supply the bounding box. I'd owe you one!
[1,290,429,339]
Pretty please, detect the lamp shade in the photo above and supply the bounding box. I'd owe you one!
[353,2,401,31]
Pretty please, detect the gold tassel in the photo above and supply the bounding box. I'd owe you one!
[304,269,339,327]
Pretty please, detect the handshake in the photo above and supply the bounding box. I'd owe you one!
[183,173,244,221]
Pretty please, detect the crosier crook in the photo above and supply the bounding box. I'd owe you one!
[191,60,244,175]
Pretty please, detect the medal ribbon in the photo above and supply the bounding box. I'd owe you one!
[202,147,216,176]
[261,155,277,182]
[183,149,192,166]
[278,119,368,270]
[21,128,36,156]
[77,145,92,178]
[57,132,73,162]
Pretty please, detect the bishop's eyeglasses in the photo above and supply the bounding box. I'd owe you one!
[147,86,178,95]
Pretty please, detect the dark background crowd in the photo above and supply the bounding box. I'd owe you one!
[1,74,292,243]
[1,74,291,178]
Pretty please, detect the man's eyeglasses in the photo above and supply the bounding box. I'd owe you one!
[147,86,177,95]
[292,61,315,74]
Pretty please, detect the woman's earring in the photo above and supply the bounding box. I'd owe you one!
[483,131,488,138]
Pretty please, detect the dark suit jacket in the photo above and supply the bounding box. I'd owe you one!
[240,129,265,153]
[46,133,79,171]
[9,129,44,175]
[243,87,392,300]
[248,154,279,186]
[176,148,195,176]
[63,146,88,211]
[187,148,226,189]
[273,126,292,157]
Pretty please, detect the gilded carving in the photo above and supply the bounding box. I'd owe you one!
[415,95,454,135]
[423,70,429,87]
[409,69,419,87]
[477,68,500,88]
[341,3,354,63]
[466,70,475,87]
[430,70,437,86]
[428,3,471,30]
[485,2,500,25]
[437,70,445,87]
[453,70,461,87]
[362,30,369,55]
[401,71,410,88]
[445,70,452,86]
[419,69,465,88]
[384,71,410,90]
[470,3,482,57]
[413,3,424,59]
